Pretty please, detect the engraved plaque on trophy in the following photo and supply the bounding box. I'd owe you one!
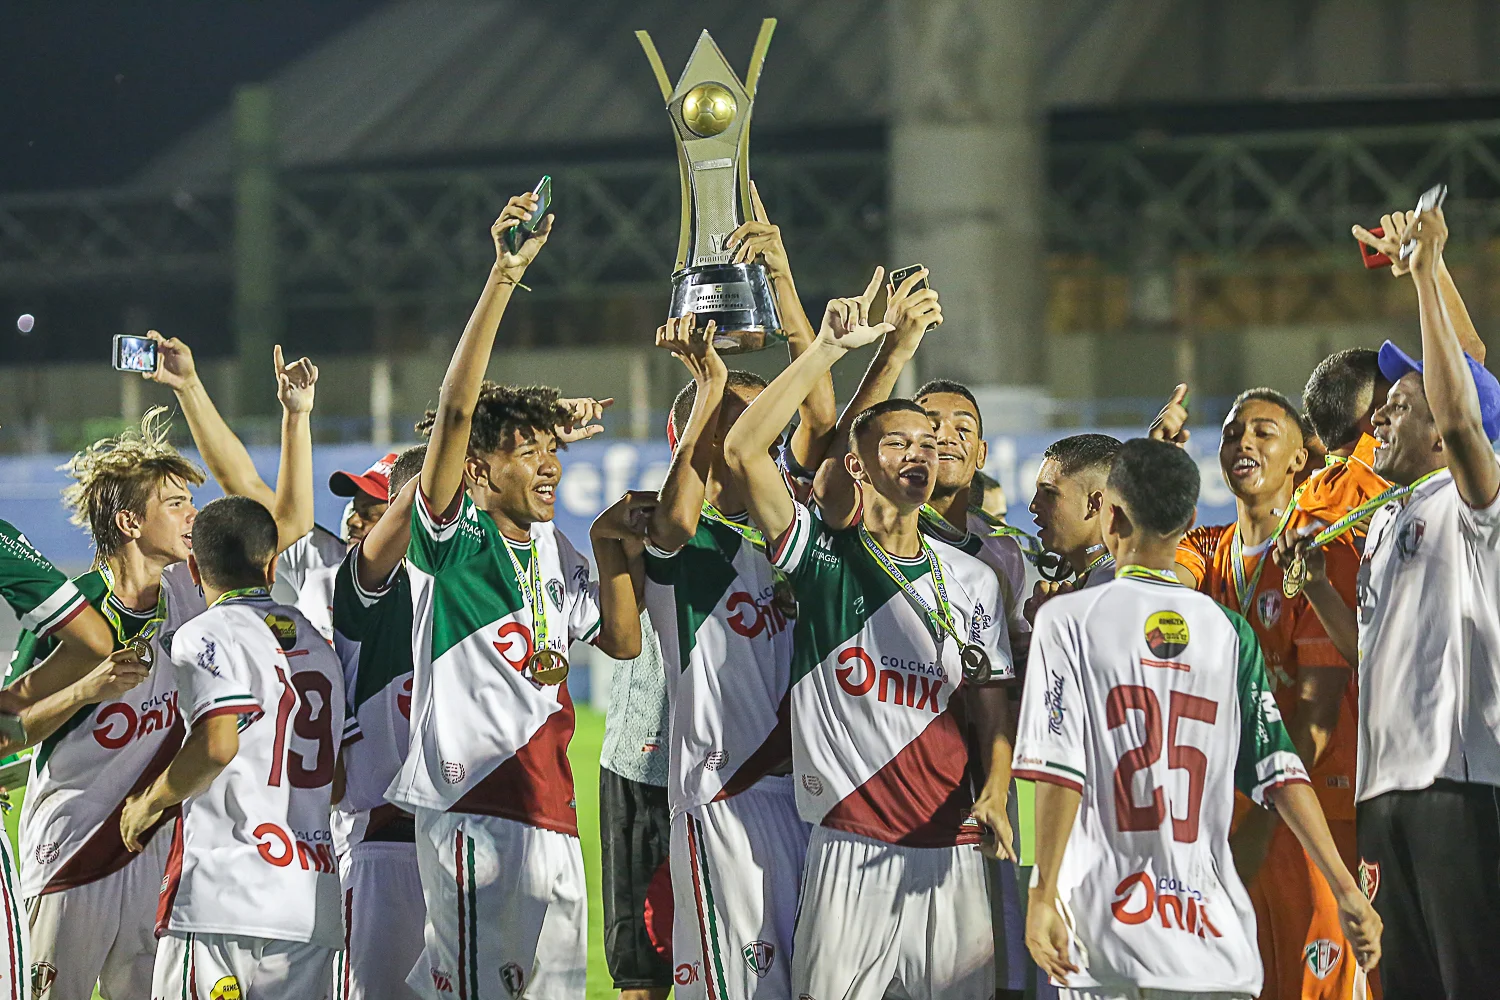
[636,20,784,353]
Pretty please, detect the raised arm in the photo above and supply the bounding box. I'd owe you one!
[811,268,940,523]
[731,181,835,472]
[590,491,657,661]
[723,268,893,541]
[1405,207,1500,508]
[356,476,418,592]
[270,346,318,551]
[1354,211,1486,363]
[422,194,550,515]
[649,315,726,553]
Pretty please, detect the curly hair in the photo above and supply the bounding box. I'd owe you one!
[416,382,570,455]
[61,407,206,560]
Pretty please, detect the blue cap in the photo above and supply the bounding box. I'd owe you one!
[1378,340,1500,443]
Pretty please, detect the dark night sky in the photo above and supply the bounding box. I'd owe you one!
[0,2,379,193]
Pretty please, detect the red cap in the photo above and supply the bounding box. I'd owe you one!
[329,452,397,502]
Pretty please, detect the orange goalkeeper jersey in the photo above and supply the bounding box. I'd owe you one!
[1296,434,1390,545]
[1176,521,1359,821]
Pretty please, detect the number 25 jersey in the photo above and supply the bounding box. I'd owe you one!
[1013,573,1309,996]
[160,595,345,948]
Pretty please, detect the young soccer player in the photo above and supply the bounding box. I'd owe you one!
[119,496,346,999]
[386,194,634,1000]
[1029,434,1124,589]
[1015,437,1380,999]
[722,269,1013,1000]
[1152,387,1365,1000]
[9,345,315,1000]
[1298,351,1392,547]
[1290,204,1500,998]
[329,444,427,1000]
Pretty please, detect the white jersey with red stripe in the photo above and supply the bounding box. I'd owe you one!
[16,561,205,899]
[385,493,601,833]
[159,593,345,947]
[1012,569,1309,995]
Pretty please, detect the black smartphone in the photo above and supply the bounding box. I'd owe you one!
[112,334,158,374]
[505,175,552,255]
[888,263,928,292]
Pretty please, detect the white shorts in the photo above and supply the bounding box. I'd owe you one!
[792,826,994,1000]
[670,775,809,999]
[0,838,27,1000]
[27,826,169,1000]
[150,931,333,1000]
[332,840,425,1000]
[410,810,586,1000]
[1059,991,1252,1000]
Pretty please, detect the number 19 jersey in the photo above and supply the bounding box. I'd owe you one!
[160,595,345,948]
[1013,572,1309,996]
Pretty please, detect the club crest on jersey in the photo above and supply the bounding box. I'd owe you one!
[500,962,525,998]
[263,613,298,652]
[743,940,776,977]
[1397,518,1426,560]
[546,579,564,611]
[30,961,56,996]
[1359,858,1380,902]
[1303,939,1342,980]
[209,976,242,1000]
[160,630,175,656]
[1144,611,1190,660]
[1256,590,1282,626]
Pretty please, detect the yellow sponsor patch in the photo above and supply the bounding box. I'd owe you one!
[1144,611,1190,659]
[210,976,242,1000]
[263,613,297,652]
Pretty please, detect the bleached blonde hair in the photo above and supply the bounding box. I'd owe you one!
[60,407,205,559]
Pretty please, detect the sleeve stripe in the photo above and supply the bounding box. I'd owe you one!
[416,487,464,539]
[20,581,86,636]
[643,541,682,560]
[193,701,262,725]
[349,549,399,606]
[770,506,808,570]
[581,619,603,644]
[1013,768,1085,794]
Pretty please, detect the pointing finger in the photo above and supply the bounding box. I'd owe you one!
[749,180,770,224]
[859,266,885,307]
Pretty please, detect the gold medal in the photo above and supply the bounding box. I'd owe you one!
[127,637,153,667]
[527,648,569,686]
[961,643,992,684]
[1281,554,1308,599]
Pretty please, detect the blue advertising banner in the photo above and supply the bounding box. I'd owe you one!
[0,429,1239,574]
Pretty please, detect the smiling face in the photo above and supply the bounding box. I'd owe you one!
[1371,372,1443,485]
[129,475,197,565]
[848,409,939,512]
[1029,457,1102,556]
[918,391,987,497]
[1218,398,1307,503]
[467,427,562,532]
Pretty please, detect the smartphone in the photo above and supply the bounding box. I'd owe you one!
[505,175,552,255]
[1359,226,1392,269]
[112,334,158,374]
[1398,183,1447,262]
[888,263,928,293]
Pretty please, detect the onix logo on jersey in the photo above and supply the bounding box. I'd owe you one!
[674,962,700,985]
[92,691,179,750]
[493,622,533,672]
[253,822,337,872]
[726,587,790,639]
[834,647,944,713]
[1110,872,1222,938]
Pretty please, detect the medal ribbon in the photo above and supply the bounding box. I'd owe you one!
[97,563,168,647]
[700,502,766,549]
[858,526,963,650]
[1116,564,1182,586]
[1229,489,1303,616]
[1307,468,1445,549]
[209,586,270,609]
[921,504,1045,564]
[503,538,550,653]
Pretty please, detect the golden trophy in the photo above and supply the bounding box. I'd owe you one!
[636,20,784,353]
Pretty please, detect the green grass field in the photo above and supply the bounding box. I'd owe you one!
[6,704,1034,999]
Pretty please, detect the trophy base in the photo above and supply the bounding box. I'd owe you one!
[669,263,785,355]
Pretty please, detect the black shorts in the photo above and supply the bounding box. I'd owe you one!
[600,768,674,990]
[1358,780,1500,1000]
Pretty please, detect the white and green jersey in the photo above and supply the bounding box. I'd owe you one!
[643,512,794,817]
[920,510,1029,646]
[1013,569,1309,995]
[386,492,601,836]
[769,502,1013,847]
[0,518,88,641]
[12,561,205,898]
[330,547,413,836]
